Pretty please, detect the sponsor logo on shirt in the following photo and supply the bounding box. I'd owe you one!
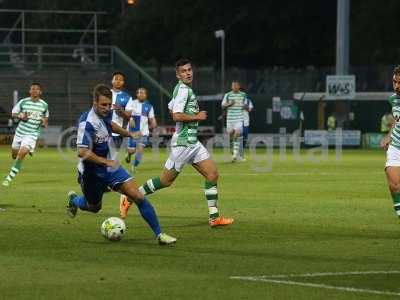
[394,111,400,123]
[95,134,109,144]
[27,111,43,120]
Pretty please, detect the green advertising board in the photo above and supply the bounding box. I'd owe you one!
[363,133,385,149]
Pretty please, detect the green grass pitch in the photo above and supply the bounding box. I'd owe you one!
[0,146,399,300]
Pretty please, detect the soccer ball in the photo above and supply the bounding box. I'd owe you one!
[101,217,126,241]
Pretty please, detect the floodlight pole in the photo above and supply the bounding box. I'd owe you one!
[215,29,225,93]
[336,0,351,128]
[336,0,349,75]
[221,32,225,93]
[120,0,127,16]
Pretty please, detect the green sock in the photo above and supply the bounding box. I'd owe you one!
[205,181,219,219]
[6,159,22,182]
[139,177,164,195]
[391,193,400,217]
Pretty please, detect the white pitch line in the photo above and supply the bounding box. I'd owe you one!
[181,172,328,176]
[176,171,383,176]
[256,270,400,279]
[230,277,400,297]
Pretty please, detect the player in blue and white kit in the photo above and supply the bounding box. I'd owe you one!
[66,84,176,245]
[125,87,157,171]
[240,96,254,160]
[111,72,132,148]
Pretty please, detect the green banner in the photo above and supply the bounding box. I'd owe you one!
[362,133,385,149]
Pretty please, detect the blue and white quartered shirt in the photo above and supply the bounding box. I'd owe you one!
[76,108,119,177]
[125,99,155,136]
[111,89,132,137]
[243,97,254,127]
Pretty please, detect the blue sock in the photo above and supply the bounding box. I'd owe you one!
[134,152,142,167]
[136,198,161,236]
[239,136,244,157]
[72,195,88,211]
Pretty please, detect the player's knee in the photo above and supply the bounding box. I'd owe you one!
[161,178,173,187]
[159,174,174,187]
[127,190,144,203]
[206,170,219,182]
[389,181,400,193]
[129,195,143,205]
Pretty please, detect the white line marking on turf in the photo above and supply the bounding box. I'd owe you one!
[230,277,400,297]
[230,271,400,297]
[256,270,400,278]
[183,172,330,176]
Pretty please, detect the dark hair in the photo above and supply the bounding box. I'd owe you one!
[93,84,112,101]
[111,71,126,80]
[31,82,42,90]
[232,80,240,85]
[175,58,191,70]
[394,66,400,76]
[136,87,147,94]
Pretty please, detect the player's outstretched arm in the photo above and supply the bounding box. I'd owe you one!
[111,121,141,138]
[222,101,234,109]
[12,112,28,122]
[119,109,132,121]
[112,104,131,121]
[78,147,117,168]
[381,121,396,150]
[221,94,234,109]
[149,117,157,129]
[173,111,207,122]
[41,117,49,128]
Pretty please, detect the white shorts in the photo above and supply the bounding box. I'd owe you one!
[12,135,37,153]
[165,141,210,172]
[386,145,400,168]
[226,121,243,133]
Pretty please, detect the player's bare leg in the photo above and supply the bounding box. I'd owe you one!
[2,146,30,186]
[11,148,19,159]
[132,144,145,172]
[119,179,176,245]
[228,130,234,156]
[386,166,400,217]
[141,168,178,195]
[125,147,136,164]
[121,168,178,219]
[192,158,234,227]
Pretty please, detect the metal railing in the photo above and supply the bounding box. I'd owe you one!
[0,9,107,65]
[0,43,113,68]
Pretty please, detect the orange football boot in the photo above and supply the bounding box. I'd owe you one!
[119,194,132,219]
[209,216,234,227]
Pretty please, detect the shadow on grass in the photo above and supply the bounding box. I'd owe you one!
[79,238,180,255]
[157,215,207,228]
[0,204,14,208]
[23,179,61,184]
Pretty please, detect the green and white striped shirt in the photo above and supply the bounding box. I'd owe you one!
[170,81,199,147]
[222,91,246,124]
[390,93,400,150]
[12,97,49,139]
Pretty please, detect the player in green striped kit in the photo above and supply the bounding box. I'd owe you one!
[2,83,49,187]
[120,59,234,227]
[382,65,400,218]
[222,81,247,162]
